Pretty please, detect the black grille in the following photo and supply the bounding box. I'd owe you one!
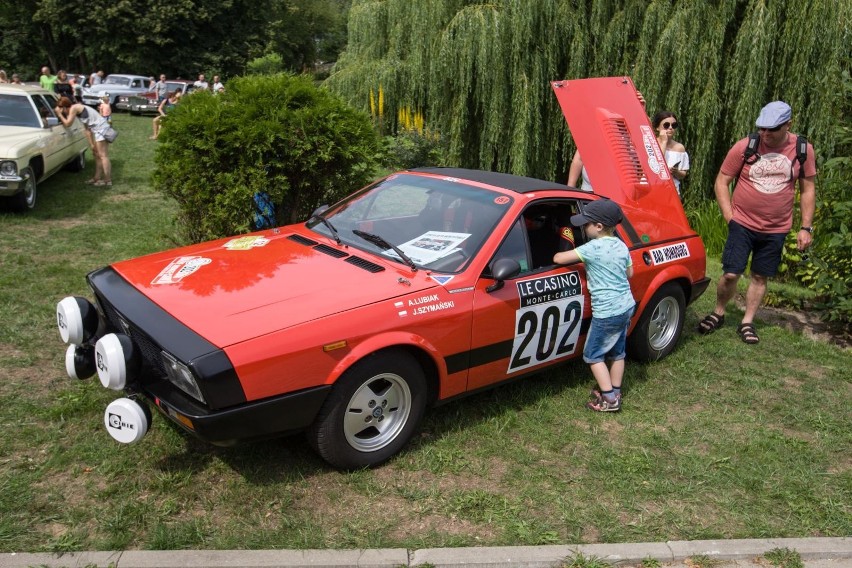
[314,244,348,258]
[345,256,385,273]
[99,299,166,378]
[287,234,317,246]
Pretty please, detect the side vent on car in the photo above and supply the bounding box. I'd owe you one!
[345,256,385,273]
[603,117,644,185]
[287,234,318,246]
[314,244,348,258]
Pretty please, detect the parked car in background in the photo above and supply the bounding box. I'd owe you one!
[55,77,709,469]
[0,84,88,211]
[116,80,198,115]
[81,74,152,110]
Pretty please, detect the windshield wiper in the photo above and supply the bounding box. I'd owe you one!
[309,213,341,245]
[352,229,417,271]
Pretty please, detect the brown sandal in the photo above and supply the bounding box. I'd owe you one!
[737,323,760,344]
[698,312,725,334]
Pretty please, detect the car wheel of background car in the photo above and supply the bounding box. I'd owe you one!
[65,150,86,172]
[308,349,427,469]
[627,282,686,362]
[9,167,36,212]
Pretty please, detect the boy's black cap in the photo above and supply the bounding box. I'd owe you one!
[570,199,623,227]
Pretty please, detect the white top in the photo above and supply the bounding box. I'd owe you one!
[665,150,690,195]
[580,166,593,192]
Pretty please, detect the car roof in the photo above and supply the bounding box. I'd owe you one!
[0,84,52,96]
[105,74,149,80]
[410,167,569,193]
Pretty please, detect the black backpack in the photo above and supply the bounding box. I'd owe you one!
[735,132,809,185]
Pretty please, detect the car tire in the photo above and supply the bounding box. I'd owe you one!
[9,167,37,212]
[628,282,685,362]
[65,150,86,172]
[308,349,427,469]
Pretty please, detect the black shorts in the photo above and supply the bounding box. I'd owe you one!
[721,220,787,277]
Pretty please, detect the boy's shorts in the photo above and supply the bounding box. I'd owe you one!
[722,220,786,277]
[583,307,632,364]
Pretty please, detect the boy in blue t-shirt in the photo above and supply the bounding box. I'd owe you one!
[553,199,634,412]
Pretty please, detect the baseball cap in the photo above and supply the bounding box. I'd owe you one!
[755,101,792,129]
[570,199,623,227]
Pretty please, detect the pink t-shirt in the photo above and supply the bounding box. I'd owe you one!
[720,132,816,233]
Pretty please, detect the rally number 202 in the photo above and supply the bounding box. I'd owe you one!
[508,298,583,372]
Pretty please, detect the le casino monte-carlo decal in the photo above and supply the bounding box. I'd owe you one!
[509,272,585,373]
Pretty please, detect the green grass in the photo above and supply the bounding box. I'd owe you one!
[0,115,850,552]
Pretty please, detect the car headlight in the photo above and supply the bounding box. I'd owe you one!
[161,351,206,404]
[0,161,18,177]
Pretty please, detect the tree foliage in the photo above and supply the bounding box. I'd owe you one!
[326,0,850,208]
[152,73,382,243]
[0,0,350,80]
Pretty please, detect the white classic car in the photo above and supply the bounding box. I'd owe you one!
[81,74,152,109]
[0,84,88,211]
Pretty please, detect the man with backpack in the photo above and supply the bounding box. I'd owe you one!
[698,101,816,345]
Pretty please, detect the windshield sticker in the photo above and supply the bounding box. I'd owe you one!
[640,125,670,181]
[494,196,511,205]
[648,242,690,265]
[385,231,470,265]
[223,236,270,250]
[508,272,585,373]
[152,256,211,285]
[430,275,454,285]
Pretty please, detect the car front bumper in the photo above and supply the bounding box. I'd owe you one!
[0,172,27,195]
[146,381,331,446]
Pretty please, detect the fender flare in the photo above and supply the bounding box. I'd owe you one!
[630,266,692,331]
[323,331,446,397]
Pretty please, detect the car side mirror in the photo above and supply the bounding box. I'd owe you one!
[486,258,521,293]
[45,117,59,127]
[311,205,330,218]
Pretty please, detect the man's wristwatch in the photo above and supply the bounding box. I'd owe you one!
[800,226,813,233]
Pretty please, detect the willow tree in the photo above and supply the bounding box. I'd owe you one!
[326,0,850,205]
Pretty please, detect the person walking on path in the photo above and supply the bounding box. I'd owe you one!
[697,101,816,344]
[553,199,634,412]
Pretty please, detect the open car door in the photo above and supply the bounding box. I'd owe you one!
[551,77,690,232]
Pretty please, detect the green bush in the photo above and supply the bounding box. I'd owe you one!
[152,73,383,243]
[795,70,852,323]
[383,130,445,170]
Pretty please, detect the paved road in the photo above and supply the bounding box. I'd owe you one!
[0,537,848,567]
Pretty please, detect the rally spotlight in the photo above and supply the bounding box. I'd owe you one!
[104,397,152,444]
[65,344,96,380]
[56,296,100,345]
[94,333,141,390]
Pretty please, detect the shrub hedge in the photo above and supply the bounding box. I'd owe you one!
[152,73,383,243]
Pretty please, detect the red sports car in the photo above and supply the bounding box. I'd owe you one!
[56,77,708,469]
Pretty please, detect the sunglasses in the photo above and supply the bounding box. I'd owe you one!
[759,124,785,132]
[661,121,678,130]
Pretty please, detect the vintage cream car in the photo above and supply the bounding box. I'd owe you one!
[0,84,88,211]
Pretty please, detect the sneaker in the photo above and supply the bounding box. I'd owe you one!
[590,389,623,402]
[586,394,621,412]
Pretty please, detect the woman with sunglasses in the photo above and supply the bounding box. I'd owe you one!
[652,111,689,197]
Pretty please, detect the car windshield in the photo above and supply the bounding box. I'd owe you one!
[105,76,130,86]
[308,173,512,273]
[0,94,40,128]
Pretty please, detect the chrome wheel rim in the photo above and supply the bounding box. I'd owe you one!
[23,171,36,208]
[344,373,412,452]
[648,296,680,351]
